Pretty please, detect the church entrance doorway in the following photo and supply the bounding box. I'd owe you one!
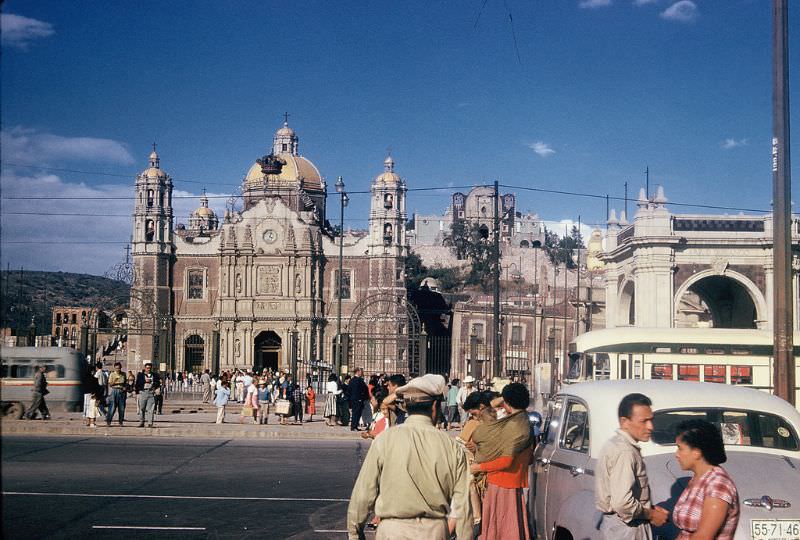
[184,335,205,374]
[254,331,281,373]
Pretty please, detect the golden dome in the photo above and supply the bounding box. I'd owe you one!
[373,155,401,187]
[142,167,168,179]
[244,153,323,191]
[194,206,215,218]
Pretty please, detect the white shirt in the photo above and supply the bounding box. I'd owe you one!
[326,381,342,395]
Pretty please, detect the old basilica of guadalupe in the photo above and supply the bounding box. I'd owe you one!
[129,118,412,378]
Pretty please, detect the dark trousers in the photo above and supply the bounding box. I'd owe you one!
[106,388,126,424]
[26,392,50,419]
[350,400,365,430]
[293,402,303,422]
[154,392,163,414]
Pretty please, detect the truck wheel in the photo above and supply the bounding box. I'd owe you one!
[7,402,25,419]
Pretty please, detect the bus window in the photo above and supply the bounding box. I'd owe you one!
[633,358,642,379]
[10,365,32,378]
[1,364,7,377]
[567,353,583,380]
[619,357,628,379]
[594,353,610,380]
[704,365,726,383]
[45,365,65,378]
[678,365,700,381]
[651,364,673,380]
[731,366,752,385]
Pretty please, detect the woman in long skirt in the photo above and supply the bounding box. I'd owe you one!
[323,374,340,426]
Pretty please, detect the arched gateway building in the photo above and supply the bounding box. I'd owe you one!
[129,119,410,377]
[604,186,800,331]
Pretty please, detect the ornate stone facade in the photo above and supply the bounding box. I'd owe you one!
[129,120,408,375]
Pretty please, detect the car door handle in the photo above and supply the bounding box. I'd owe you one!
[569,466,585,477]
[536,457,550,465]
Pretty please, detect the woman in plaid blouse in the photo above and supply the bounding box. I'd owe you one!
[672,420,740,539]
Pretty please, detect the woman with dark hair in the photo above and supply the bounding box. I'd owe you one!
[672,419,740,539]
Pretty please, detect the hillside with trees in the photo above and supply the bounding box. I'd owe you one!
[0,270,129,336]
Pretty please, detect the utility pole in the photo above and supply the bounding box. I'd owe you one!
[576,215,581,336]
[772,0,795,405]
[563,224,569,382]
[492,180,502,378]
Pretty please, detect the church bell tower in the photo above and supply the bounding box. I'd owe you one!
[130,145,174,368]
[367,154,407,292]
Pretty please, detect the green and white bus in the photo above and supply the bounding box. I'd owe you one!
[566,327,800,401]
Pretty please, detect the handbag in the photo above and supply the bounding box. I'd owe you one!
[241,405,254,416]
[275,399,291,416]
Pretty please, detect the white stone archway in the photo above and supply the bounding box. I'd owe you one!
[673,269,767,329]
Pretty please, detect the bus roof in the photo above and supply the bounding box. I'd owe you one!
[571,327,800,353]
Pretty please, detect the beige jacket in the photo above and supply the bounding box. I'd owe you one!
[595,428,652,523]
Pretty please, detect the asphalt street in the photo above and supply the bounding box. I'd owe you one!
[2,435,371,539]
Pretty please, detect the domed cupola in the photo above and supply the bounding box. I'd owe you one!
[273,113,299,156]
[188,189,218,233]
[373,154,402,187]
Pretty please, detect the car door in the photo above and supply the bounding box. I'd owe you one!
[546,398,593,538]
[533,396,564,540]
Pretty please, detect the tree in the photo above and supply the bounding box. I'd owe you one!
[404,250,427,290]
[544,224,584,269]
[444,220,493,290]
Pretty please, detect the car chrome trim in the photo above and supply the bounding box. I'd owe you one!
[549,460,594,476]
[743,496,791,510]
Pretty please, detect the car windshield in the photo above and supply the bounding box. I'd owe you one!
[652,408,799,451]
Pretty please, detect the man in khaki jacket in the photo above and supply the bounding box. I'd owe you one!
[595,393,669,540]
[347,374,472,540]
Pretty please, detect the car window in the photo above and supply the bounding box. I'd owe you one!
[560,400,590,453]
[541,397,564,446]
[652,408,799,451]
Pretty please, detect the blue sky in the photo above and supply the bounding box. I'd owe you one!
[1,0,798,275]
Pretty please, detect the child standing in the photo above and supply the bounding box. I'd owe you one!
[214,380,230,424]
[304,385,316,423]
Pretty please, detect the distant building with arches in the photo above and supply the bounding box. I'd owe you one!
[603,186,800,331]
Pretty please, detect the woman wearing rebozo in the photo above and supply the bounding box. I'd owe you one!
[672,419,740,540]
[469,382,534,540]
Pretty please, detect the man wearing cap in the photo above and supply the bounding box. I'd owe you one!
[347,374,473,540]
[456,376,476,427]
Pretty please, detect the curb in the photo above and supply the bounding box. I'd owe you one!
[0,421,365,441]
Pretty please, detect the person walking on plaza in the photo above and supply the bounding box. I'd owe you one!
[339,374,352,427]
[106,362,127,426]
[292,383,304,425]
[135,362,161,428]
[304,385,316,422]
[25,365,50,420]
[348,368,369,432]
[93,361,109,416]
[672,420,739,540]
[595,393,669,539]
[347,373,472,540]
[214,379,230,424]
[456,376,476,425]
[446,379,461,430]
[257,380,271,424]
[324,373,341,426]
[200,369,212,403]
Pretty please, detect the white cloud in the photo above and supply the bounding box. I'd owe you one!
[1,13,54,50]
[579,0,612,8]
[1,127,135,166]
[0,168,227,275]
[721,138,748,149]
[661,0,698,22]
[528,141,556,157]
[634,0,658,5]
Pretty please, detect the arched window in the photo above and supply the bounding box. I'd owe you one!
[383,223,393,245]
[145,220,155,242]
[384,193,394,209]
[147,189,154,207]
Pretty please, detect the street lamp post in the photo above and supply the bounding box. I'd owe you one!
[334,176,348,376]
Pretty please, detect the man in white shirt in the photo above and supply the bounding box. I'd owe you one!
[456,375,476,426]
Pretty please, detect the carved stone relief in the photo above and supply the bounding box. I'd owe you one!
[257,265,282,296]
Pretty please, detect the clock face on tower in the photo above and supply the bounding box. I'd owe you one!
[263,229,277,244]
